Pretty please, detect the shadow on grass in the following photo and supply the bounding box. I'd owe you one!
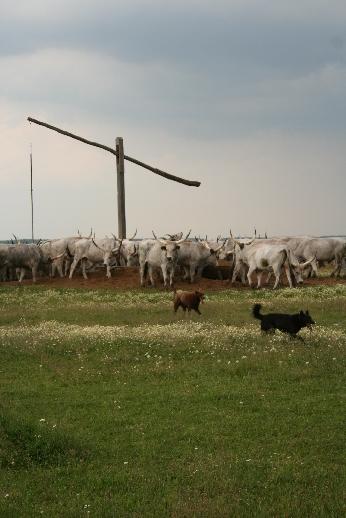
[0,407,90,469]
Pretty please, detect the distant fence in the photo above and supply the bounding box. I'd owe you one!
[0,239,44,244]
[1,235,345,245]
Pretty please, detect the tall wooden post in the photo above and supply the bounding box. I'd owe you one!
[116,137,126,238]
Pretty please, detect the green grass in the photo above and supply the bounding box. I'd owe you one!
[0,285,345,517]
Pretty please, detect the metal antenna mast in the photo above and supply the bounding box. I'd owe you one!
[30,143,34,242]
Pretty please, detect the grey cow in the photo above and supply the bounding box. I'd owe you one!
[69,237,122,279]
[142,231,191,287]
[0,243,57,283]
[177,239,225,283]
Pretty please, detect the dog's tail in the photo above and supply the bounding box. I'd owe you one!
[252,303,263,320]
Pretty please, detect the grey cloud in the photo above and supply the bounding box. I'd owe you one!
[2,1,346,143]
[1,4,346,74]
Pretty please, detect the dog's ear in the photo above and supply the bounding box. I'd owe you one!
[299,310,304,315]
[305,310,310,315]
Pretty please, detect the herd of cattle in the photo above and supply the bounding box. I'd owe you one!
[0,230,345,289]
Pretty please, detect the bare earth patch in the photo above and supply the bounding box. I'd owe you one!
[2,266,346,291]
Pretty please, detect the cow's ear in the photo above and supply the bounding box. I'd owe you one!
[161,245,166,251]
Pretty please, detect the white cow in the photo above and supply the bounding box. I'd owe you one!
[232,241,314,289]
[115,230,139,267]
[290,237,346,277]
[177,239,225,283]
[139,239,156,286]
[39,239,71,278]
[69,237,122,279]
[142,231,191,287]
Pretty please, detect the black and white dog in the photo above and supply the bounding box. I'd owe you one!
[252,304,315,339]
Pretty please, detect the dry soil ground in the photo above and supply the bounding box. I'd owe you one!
[3,266,346,291]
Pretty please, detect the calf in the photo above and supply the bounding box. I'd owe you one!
[173,289,205,315]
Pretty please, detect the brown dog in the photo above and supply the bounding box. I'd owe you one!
[173,289,205,315]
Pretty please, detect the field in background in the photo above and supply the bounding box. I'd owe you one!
[0,285,345,516]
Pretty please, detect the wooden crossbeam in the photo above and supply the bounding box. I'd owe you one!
[27,117,201,187]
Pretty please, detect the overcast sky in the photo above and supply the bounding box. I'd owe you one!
[1,0,345,239]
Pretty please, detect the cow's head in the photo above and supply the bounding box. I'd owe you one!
[218,235,237,261]
[289,252,316,284]
[92,238,122,266]
[127,243,139,266]
[200,239,226,266]
[160,241,181,262]
[153,229,191,263]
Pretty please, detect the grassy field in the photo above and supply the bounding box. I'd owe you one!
[0,285,345,517]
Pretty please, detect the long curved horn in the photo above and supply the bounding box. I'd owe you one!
[50,251,66,261]
[214,239,227,253]
[152,230,166,245]
[38,239,51,247]
[12,234,18,243]
[92,238,106,253]
[77,229,81,237]
[163,232,183,241]
[87,228,93,239]
[112,239,123,253]
[175,229,191,245]
[243,238,255,246]
[230,229,233,237]
[128,229,137,241]
[203,239,226,254]
[300,256,316,269]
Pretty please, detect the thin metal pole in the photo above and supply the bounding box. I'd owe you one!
[30,143,34,242]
